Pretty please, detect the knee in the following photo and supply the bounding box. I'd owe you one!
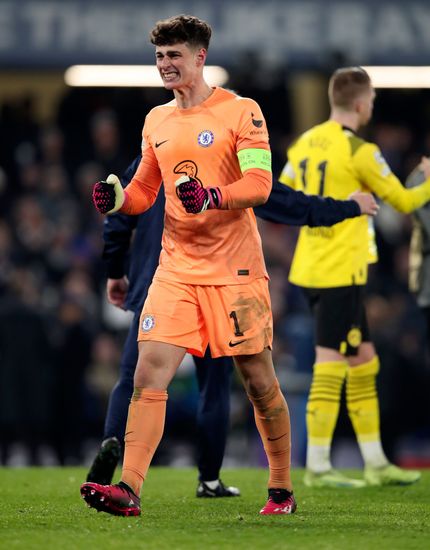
[133,347,182,389]
[246,379,279,404]
[141,346,167,366]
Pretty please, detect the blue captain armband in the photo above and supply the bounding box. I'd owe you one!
[237,148,272,173]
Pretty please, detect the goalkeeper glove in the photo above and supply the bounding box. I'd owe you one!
[175,175,222,214]
[92,174,125,214]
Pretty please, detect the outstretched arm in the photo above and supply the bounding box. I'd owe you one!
[254,182,377,226]
[356,147,430,214]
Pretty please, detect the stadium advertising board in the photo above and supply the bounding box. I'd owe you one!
[1,0,430,67]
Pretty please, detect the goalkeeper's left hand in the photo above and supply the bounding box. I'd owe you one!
[175,175,222,214]
[92,174,125,214]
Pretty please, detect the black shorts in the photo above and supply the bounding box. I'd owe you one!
[303,286,370,356]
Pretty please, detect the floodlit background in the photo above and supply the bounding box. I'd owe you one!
[0,0,429,470]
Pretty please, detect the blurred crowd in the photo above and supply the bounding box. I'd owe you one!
[0,71,429,468]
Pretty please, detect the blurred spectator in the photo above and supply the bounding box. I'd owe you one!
[38,125,65,167]
[88,110,128,176]
[50,295,94,465]
[0,270,54,465]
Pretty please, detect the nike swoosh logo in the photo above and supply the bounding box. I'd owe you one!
[229,340,246,347]
[155,139,169,148]
[268,433,288,442]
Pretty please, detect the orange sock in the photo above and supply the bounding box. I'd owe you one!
[247,380,292,490]
[121,388,168,495]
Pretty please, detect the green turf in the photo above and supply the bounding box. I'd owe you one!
[0,467,429,549]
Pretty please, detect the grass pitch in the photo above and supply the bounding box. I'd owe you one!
[0,467,429,549]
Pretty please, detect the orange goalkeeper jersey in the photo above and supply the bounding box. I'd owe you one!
[122,87,272,285]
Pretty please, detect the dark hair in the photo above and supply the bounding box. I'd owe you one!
[150,14,212,50]
[328,67,371,109]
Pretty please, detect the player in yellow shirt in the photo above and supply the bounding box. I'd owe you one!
[81,14,296,517]
[280,66,430,488]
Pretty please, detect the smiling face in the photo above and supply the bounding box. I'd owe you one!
[155,42,206,91]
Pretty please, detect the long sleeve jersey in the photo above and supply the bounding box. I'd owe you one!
[280,120,430,287]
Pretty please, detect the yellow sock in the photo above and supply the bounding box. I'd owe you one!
[121,388,168,495]
[306,361,347,472]
[247,380,292,490]
[346,356,387,467]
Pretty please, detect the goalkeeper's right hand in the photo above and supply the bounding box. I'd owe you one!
[92,174,125,214]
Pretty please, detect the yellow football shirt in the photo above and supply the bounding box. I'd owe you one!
[279,120,430,288]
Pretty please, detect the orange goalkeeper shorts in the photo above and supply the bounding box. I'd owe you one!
[138,276,273,358]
